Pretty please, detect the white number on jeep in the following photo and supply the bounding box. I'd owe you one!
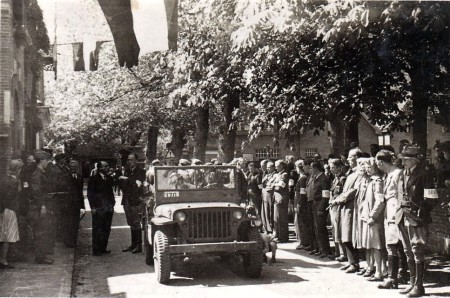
[164,191,179,198]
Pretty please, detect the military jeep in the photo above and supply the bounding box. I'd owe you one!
[143,165,263,284]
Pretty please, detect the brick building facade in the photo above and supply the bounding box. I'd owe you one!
[0,0,50,175]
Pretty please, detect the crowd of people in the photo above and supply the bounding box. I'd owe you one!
[0,150,84,267]
[1,141,449,298]
[232,142,449,298]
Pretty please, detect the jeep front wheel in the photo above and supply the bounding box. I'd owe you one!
[154,230,171,283]
[242,227,263,278]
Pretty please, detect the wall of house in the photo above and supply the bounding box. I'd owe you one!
[0,0,49,174]
[0,0,14,174]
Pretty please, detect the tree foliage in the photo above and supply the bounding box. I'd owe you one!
[46,0,450,160]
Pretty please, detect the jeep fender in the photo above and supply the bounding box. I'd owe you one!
[151,217,176,225]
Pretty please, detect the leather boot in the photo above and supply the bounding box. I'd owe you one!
[400,260,416,294]
[407,262,425,297]
[398,247,409,284]
[131,230,142,254]
[122,229,136,252]
[379,255,399,289]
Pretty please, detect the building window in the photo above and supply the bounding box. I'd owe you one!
[305,148,317,158]
[255,148,280,159]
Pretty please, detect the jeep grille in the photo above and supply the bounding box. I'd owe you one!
[185,210,233,241]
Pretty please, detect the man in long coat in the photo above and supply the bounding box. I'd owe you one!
[334,148,363,273]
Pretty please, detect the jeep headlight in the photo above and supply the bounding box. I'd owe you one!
[232,210,243,220]
[176,211,187,222]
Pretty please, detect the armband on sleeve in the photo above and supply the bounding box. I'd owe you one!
[424,189,438,200]
[322,190,330,198]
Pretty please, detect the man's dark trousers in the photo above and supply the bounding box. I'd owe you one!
[92,206,113,254]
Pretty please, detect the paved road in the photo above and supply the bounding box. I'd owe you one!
[73,197,450,298]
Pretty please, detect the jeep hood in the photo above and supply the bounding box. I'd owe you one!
[154,202,242,220]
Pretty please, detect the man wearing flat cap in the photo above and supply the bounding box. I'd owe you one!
[30,150,54,264]
[396,145,437,297]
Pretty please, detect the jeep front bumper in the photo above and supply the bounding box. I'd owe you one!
[169,241,258,254]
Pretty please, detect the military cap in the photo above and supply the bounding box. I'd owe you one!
[151,159,161,165]
[33,149,52,160]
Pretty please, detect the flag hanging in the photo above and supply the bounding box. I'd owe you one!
[98,0,178,68]
[72,42,85,71]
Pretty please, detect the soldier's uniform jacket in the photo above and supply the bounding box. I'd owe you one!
[69,173,85,210]
[396,166,437,226]
[121,165,147,206]
[30,167,50,209]
[46,163,71,194]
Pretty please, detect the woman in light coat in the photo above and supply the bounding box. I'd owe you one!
[361,157,386,281]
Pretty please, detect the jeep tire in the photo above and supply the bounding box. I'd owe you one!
[242,226,263,278]
[154,230,171,283]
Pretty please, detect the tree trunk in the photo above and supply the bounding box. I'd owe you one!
[218,97,239,163]
[193,105,209,162]
[346,118,360,150]
[145,126,159,165]
[411,72,428,155]
[171,127,186,162]
[328,114,346,156]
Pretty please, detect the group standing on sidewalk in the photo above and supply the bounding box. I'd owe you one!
[0,150,85,268]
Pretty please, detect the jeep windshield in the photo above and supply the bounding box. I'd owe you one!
[155,166,236,191]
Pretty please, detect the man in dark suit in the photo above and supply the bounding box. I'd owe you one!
[294,159,310,250]
[333,148,363,273]
[308,161,332,258]
[63,159,85,248]
[87,161,115,256]
[273,160,289,243]
[119,154,146,253]
[396,146,437,297]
